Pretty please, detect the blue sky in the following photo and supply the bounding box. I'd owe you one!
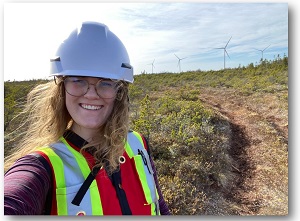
[4,2,288,81]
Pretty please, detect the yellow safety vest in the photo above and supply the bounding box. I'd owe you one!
[37,131,160,215]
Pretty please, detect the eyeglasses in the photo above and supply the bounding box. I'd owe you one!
[63,76,121,99]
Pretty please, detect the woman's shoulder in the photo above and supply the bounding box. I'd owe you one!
[5,153,51,177]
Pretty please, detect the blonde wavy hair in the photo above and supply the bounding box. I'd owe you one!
[4,77,130,174]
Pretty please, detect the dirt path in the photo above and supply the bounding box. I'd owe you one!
[199,87,288,215]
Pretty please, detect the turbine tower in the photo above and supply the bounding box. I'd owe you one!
[174,54,187,73]
[255,44,271,61]
[215,36,232,69]
[150,59,155,74]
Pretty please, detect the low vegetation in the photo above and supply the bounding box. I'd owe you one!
[4,55,288,215]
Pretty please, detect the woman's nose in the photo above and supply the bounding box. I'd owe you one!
[84,84,100,99]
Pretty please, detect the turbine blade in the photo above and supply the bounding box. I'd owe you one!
[174,54,180,59]
[225,36,232,48]
[225,49,230,59]
[263,44,271,51]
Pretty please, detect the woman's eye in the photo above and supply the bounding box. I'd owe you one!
[70,78,85,84]
[100,81,114,87]
[73,80,84,83]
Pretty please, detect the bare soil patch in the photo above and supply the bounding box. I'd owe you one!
[199,87,288,215]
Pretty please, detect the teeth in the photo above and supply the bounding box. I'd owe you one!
[81,104,102,110]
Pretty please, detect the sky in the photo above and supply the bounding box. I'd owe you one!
[4,2,288,81]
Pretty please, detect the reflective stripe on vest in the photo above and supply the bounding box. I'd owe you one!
[39,138,103,215]
[38,131,159,215]
[125,131,160,215]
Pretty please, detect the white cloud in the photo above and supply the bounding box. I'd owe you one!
[4,2,288,81]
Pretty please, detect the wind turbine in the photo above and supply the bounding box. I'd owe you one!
[174,54,187,73]
[148,59,155,74]
[215,36,232,69]
[255,44,271,61]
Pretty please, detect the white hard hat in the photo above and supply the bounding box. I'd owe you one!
[50,21,134,83]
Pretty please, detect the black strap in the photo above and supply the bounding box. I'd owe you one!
[71,167,100,206]
[71,164,132,215]
[109,169,132,215]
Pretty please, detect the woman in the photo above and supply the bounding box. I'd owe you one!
[4,21,171,215]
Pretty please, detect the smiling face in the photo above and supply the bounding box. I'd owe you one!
[65,76,116,141]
